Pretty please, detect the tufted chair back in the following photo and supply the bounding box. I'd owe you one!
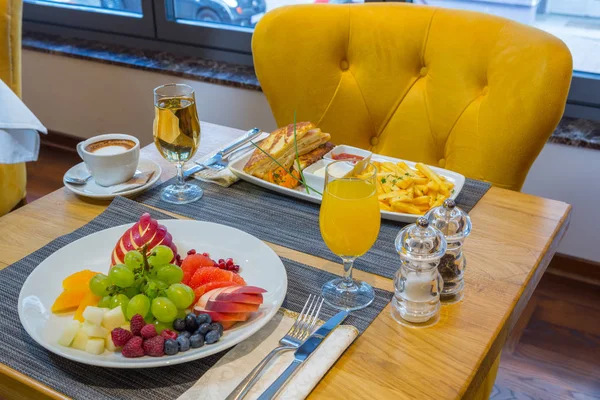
[252,3,573,190]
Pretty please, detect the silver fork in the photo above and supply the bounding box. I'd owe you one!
[226,295,324,400]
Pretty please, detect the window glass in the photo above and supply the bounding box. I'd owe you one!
[24,0,143,16]
[413,0,600,75]
[170,0,363,29]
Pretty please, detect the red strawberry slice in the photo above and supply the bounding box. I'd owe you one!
[188,267,246,290]
[193,281,237,302]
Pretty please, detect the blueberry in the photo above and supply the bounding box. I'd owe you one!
[205,330,220,344]
[185,314,199,332]
[197,322,211,335]
[164,339,179,355]
[189,333,205,348]
[209,322,224,336]
[173,318,185,332]
[178,331,191,339]
[196,313,212,325]
[177,335,190,352]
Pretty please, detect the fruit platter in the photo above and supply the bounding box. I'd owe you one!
[18,214,287,368]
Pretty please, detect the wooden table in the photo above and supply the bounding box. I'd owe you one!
[0,122,571,400]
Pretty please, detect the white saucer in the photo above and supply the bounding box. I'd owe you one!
[64,158,162,200]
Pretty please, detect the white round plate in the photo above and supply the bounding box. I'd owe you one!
[63,158,162,200]
[18,220,288,368]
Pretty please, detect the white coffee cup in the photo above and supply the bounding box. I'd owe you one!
[77,133,140,187]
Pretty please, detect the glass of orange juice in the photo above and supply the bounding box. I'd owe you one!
[319,161,381,310]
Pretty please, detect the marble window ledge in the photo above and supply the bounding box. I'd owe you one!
[23,32,600,151]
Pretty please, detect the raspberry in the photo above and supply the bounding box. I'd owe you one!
[187,249,196,255]
[160,329,178,341]
[111,328,133,347]
[130,314,145,336]
[140,324,157,339]
[122,336,144,358]
[143,336,165,357]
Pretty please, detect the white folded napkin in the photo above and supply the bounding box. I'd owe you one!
[191,132,270,188]
[0,79,47,164]
[178,310,357,400]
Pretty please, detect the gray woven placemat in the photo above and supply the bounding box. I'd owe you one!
[1,197,391,400]
[136,178,491,279]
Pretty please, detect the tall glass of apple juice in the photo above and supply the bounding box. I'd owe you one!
[319,161,381,310]
[153,83,202,204]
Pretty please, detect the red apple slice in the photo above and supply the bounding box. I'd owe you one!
[225,286,267,295]
[193,306,251,322]
[204,300,260,313]
[220,321,237,330]
[211,291,263,304]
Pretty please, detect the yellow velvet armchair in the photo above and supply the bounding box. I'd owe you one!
[0,0,25,216]
[252,3,573,191]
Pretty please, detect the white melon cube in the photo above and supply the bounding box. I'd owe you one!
[105,332,119,352]
[120,323,131,331]
[85,338,105,355]
[102,307,126,331]
[58,321,81,347]
[71,329,89,351]
[101,308,110,314]
[83,321,108,338]
[82,306,104,325]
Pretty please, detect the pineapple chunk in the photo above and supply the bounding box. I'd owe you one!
[83,321,108,338]
[82,306,104,325]
[102,307,126,331]
[85,338,105,355]
[58,321,81,347]
[105,332,120,352]
[120,323,131,331]
[71,329,89,351]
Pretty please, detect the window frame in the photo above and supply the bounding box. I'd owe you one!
[23,0,156,38]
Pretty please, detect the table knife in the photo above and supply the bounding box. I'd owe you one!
[183,127,262,178]
[257,310,349,400]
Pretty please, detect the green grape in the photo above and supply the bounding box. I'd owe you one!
[126,294,150,320]
[98,296,112,308]
[123,286,140,298]
[89,274,111,297]
[109,264,135,288]
[176,309,188,319]
[150,245,174,266]
[156,264,184,285]
[153,320,170,334]
[151,297,178,323]
[124,250,144,271]
[110,294,130,315]
[166,283,194,309]
[151,278,169,290]
[144,312,155,324]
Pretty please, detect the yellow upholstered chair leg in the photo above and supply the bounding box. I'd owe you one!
[0,162,27,216]
[472,352,501,400]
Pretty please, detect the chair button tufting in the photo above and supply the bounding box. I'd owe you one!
[439,158,446,168]
[420,66,428,77]
[481,86,489,95]
[340,60,349,70]
[370,136,379,146]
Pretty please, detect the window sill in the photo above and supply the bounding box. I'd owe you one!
[22,31,261,91]
[22,32,600,151]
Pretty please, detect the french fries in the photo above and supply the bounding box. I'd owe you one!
[371,160,454,215]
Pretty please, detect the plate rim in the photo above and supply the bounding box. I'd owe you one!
[63,158,162,200]
[18,219,287,368]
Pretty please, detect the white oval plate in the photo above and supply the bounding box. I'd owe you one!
[63,158,162,200]
[18,220,287,368]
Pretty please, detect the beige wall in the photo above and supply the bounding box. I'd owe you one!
[22,50,600,264]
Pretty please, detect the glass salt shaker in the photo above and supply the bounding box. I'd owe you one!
[425,199,472,303]
[391,217,446,326]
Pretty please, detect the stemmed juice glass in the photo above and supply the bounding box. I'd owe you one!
[319,161,381,310]
[153,83,202,204]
